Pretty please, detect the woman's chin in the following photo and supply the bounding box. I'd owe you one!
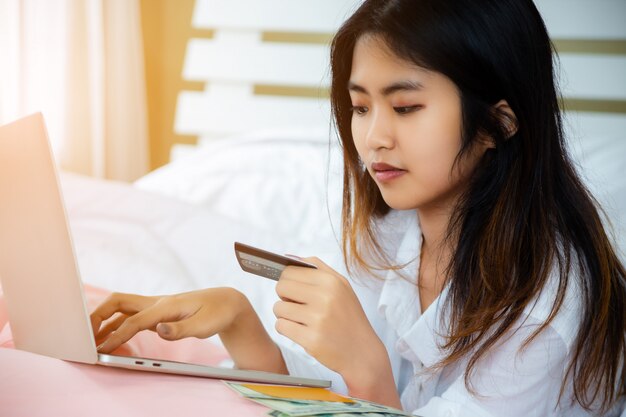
[380,195,419,211]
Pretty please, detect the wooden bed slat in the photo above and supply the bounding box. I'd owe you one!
[535,0,626,40]
[175,90,331,136]
[558,54,626,100]
[192,0,360,32]
[183,37,330,87]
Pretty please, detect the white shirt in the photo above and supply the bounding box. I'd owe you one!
[278,209,625,417]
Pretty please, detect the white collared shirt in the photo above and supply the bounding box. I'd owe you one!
[279,210,624,417]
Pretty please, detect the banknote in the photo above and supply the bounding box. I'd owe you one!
[268,412,414,417]
[250,398,395,416]
[268,411,415,417]
[225,382,414,417]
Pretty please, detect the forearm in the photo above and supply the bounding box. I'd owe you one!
[218,290,288,374]
[342,343,402,409]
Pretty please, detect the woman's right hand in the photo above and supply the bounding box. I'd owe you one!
[90,287,247,354]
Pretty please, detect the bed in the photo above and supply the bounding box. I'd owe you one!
[1,126,624,416]
[1,0,625,415]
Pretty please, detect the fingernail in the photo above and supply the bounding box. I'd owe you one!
[157,323,170,335]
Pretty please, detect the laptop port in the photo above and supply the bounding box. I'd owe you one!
[152,362,162,367]
[134,361,144,365]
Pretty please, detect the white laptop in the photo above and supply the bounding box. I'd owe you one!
[0,113,331,388]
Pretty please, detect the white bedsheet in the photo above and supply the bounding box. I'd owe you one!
[60,171,330,346]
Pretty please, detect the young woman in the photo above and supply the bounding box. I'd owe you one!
[91,0,626,415]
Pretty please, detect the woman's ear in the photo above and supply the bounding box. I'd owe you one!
[493,99,518,139]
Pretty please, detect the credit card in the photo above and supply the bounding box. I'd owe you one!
[234,242,317,281]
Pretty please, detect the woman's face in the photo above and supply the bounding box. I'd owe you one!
[349,34,487,213]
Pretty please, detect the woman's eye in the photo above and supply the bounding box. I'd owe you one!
[394,105,422,115]
[350,106,368,115]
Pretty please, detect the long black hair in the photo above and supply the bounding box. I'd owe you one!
[330,0,625,412]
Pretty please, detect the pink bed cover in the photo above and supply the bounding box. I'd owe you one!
[0,285,268,417]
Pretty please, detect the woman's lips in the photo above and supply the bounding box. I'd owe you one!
[374,169,406,182]
[371,162,406,182]
[372,162,401,171]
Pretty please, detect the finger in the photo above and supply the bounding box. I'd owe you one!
[275,278,316,304]
[299,256,335,274]
[272,300,309,325]
[97,302,181,353]
[95,313,158,346]
[275,317,310,350]
[281,259,349,288]
[156,311,219,341]
[279,265,325,285]
[95,314,128,344]
[90,293,156,336]
[301,257,350,287]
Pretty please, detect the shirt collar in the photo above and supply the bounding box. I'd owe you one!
[376,210,421,337]
[376,210,450,367]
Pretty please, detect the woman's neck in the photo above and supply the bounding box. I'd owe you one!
[416,206,453,313]
[417,206,451,260]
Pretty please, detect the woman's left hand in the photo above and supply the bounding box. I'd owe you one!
[273,256,389,387]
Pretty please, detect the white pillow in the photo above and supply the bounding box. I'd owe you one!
[133,126,625,262]
[61,172,316,344]
[134,129,344,249]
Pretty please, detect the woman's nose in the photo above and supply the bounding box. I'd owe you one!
[365,110,394,150]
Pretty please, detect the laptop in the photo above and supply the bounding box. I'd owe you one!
[0,113,331,388]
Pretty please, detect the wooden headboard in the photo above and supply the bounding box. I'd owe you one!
[171,0,626,160]
[171,0,358,158]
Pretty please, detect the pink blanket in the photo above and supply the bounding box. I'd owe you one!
[0,285,268,417]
